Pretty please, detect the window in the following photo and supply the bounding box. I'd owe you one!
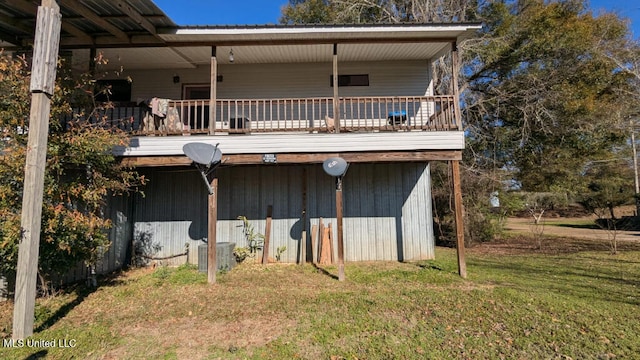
[94,79,131,102]
[183,85,210,100]
[182,77,223,100]
[330,74,369,87]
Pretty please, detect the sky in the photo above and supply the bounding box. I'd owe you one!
[153,0,640,38]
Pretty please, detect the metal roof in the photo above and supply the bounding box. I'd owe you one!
[162,23,480,45]
[0,0,176,48]
[0,2,480,49]
[0,1,481,70]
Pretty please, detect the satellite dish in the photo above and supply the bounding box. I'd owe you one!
[183,142,222,166]
[323,157,348,177]
[183,142,223,195]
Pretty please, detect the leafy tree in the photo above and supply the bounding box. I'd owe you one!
[580,160,635,220]
[464,0,633,195]
[0,52,145,290]
[281,0,336,24]
[578,160,635,254]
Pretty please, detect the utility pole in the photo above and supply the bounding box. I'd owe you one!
[13,0,61,340]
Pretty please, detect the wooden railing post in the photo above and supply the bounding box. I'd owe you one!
[209,46,217,135]
[451,42,462,131]
[333,43,340,133]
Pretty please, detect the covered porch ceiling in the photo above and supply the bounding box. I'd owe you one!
[89,23,481,70]
[0,0,480,70]
[93,42,453,70]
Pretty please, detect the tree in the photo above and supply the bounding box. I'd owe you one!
[281,0,480,24]
[464,0,634,195]
[579,160,635,254]
[0,51,145,291]
[280,0,336,24]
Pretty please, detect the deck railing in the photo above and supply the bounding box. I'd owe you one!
[65,96,459,135]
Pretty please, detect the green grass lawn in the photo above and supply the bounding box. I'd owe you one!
[1,240,639,359]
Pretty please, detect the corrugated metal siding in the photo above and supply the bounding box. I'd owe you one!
[56,193,134,284]
[125,162,434,265]
[127,60,432,101]
[133,169,207,266]
[0,274,8,301]
[97,194,133,273]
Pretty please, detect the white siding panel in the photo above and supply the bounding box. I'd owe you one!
[116,131,465,156]
[126,60,432,101]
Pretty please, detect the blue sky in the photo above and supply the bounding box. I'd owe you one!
[153,0,640,37]
[153,0,287,25]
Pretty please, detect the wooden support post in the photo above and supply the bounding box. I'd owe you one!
[13,93,51,339]
[300,168,307,264]
[262,205,273,264]
[332,43,340,133]
[13,0,61,340]
[207,177,218,284]
[209,46,217,135]
[318,218,325,263]
[310,224,318,265]
[336,177,345,281]
[451,160,467,278]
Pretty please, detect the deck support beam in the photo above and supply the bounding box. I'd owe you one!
[450,160,466,278]
[336,176,345,281]
[207,176,218,284]
[449,41,467,278]
[122,150,463,167]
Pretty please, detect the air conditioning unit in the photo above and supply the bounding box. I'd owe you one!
[198,242,237,273]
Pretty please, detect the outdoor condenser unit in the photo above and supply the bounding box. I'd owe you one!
[198,242,237,272]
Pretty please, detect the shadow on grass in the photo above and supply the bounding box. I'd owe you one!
[34,272,129,333]
[470,256,640,306]
[415,263,444,271]
[24,350,48,359]
[311,263,338,280]
[34,285,95,333]
[554,223,600,230]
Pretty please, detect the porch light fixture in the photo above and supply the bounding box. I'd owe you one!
[172,74,180,83]
[229,48,234,63]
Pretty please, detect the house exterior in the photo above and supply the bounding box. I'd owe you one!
[0,1,479,277]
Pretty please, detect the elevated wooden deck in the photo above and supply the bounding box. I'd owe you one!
[68,95,459,136]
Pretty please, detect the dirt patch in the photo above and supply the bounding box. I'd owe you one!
[469,234,640,256]
[108,316,295,359]
[512,204,638,219]
[504,215,640,243]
